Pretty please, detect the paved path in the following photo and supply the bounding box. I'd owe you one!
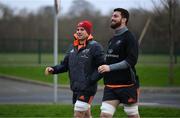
[0,77,180,108]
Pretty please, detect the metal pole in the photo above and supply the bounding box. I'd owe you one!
[53,0,59,103]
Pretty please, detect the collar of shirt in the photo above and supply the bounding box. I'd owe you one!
[73,33,93,50]
[114,26,128,36]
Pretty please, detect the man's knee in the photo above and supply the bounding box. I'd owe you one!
[74,100,90,117]
[74,111,85,118]
[100,112,113,118]
[124,104,139,116]
[100,102,116,117]
[74,100,89,111]
[74,110,92,118]
[84,109,92,118]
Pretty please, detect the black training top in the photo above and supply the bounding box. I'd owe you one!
[104,30,139,86]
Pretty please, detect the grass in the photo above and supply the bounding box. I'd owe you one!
[0,104,180,117]
[137,64,180,86]
[0,53,180,86]
[0,54,180,117]
[0,53,63,65]
[0,53,179,65]
[0,65,180,87]
[138,54,179,64]
[0,66,70,85]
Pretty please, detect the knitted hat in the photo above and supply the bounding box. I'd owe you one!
[77,20,92,35]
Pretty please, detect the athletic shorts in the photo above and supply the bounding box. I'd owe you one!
[102,85,140,105]
[73,91,94,104]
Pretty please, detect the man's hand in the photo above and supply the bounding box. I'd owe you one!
[98,65,110,73]
[45,67,54,75]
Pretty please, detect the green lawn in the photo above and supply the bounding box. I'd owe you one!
[137,64,180,86]
[0,104,180,117]
[0,53,180,86]
[0,53,63,65]
[0,66,70,85]
[0,65,180,87]
[0,53,179,65]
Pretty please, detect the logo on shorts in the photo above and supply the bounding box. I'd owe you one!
[128,98,136,103]
[79,95,85,100]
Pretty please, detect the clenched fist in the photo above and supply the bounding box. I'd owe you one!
[45,67,54,75]
[98,65,110,73]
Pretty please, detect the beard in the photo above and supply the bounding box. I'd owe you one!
[110,20,121,29]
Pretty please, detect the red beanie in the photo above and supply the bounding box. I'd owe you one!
[77,20,92,35]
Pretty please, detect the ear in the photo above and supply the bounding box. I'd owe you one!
[122,18,127,24]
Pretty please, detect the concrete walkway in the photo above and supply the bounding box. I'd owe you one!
[1,75,180,93]
[0,75,180,108]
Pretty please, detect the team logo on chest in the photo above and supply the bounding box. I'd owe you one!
[81,49,90,59]
[109,41,112,46]
[70,49,74,53]
[116,40,121,45]
[108,49,113,54]
[82,49,90,54]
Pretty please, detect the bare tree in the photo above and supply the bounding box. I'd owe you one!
[153,0,177,85]
[151,0,180,85]
[168,0,176,85]
[67,0,96,18]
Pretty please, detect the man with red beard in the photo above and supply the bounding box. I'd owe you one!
[98,8,140,118]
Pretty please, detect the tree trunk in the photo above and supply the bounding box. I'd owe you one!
[168,0,175,85]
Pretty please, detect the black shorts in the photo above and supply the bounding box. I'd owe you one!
[102,85,140,105]
[72,91,95,104]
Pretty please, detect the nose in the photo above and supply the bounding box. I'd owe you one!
[77,31,81,35]
[76,30,81,34]
[111,16,115,21]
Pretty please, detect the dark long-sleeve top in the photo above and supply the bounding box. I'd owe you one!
[104,27,139,87]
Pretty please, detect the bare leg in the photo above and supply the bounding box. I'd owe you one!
[100,112,113,118]
[100,100,119,118]
[128,114,140,118]
[84,108,92,118]
[124,104,140,118]
[74,111,86,118]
